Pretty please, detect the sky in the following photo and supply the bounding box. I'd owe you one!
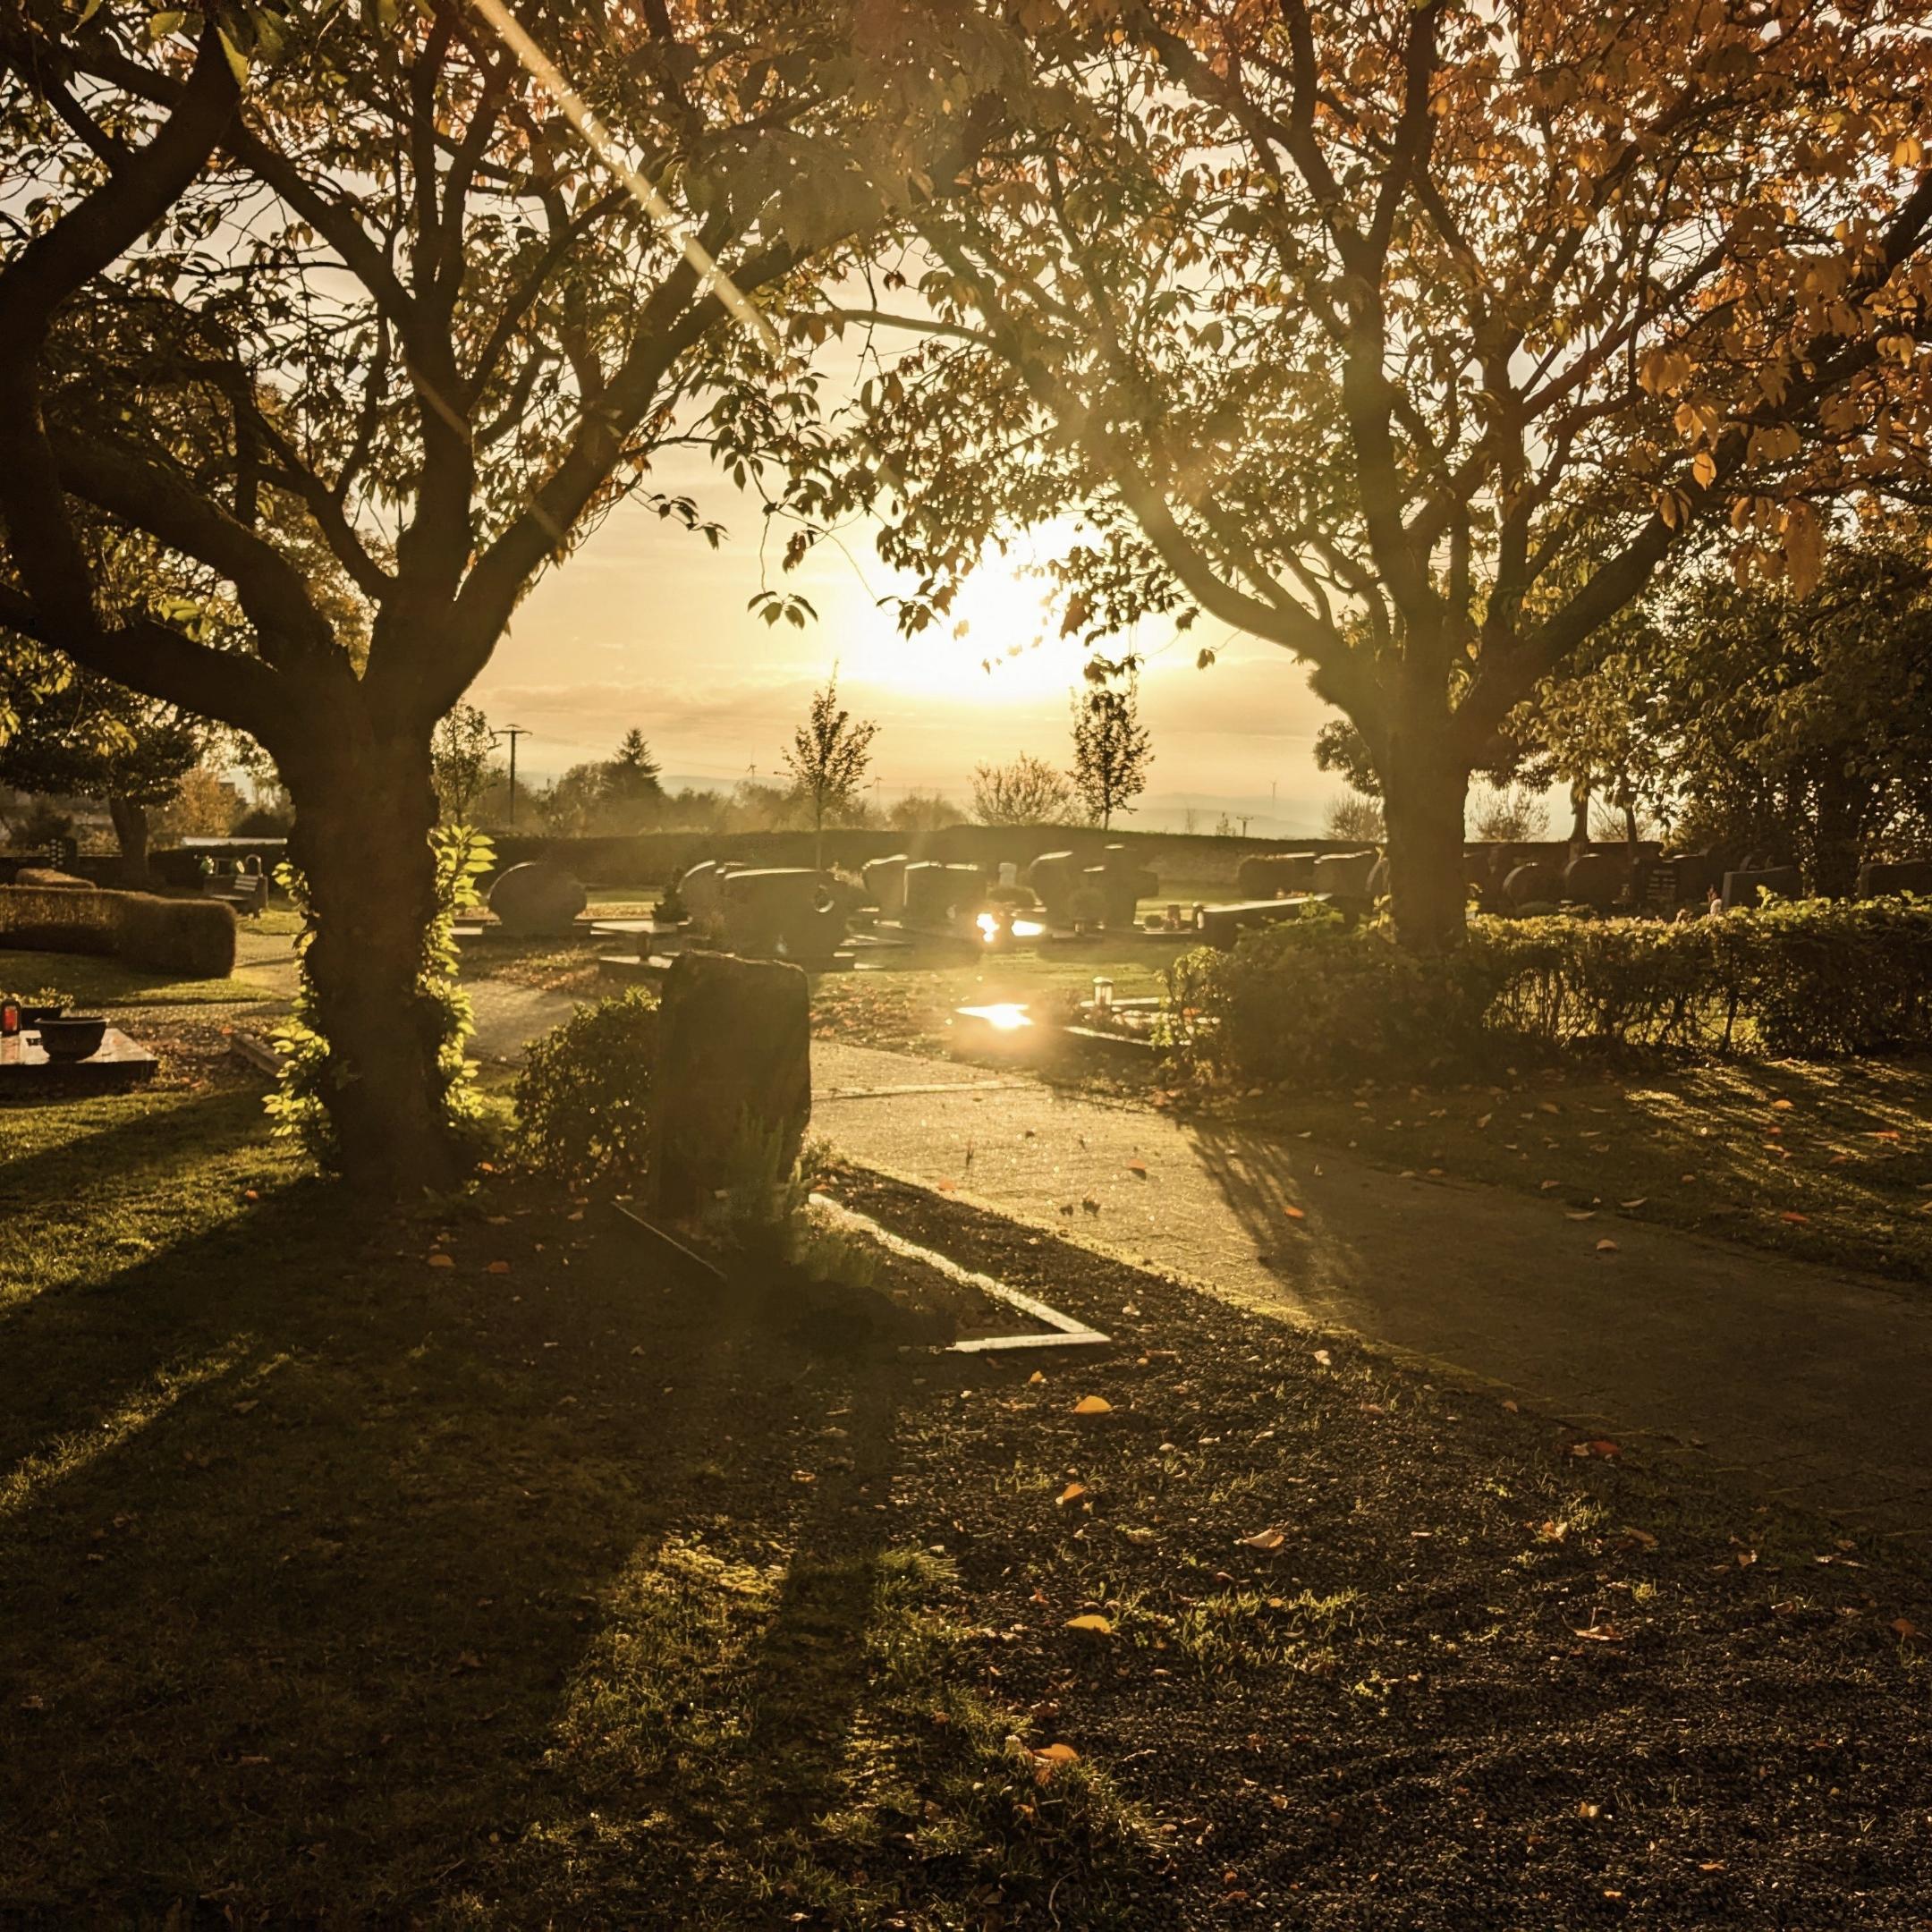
[469,434,1352,836]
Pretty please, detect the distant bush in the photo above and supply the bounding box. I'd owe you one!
[512,990,657,1185]
[0,884,237,979]
[1165,897,1932,1083]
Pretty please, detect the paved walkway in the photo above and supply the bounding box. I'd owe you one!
[812,1040,1932,1538]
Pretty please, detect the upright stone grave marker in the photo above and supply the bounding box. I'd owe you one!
[649,951,810,1221]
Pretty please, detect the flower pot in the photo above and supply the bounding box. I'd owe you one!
[38,1016,107,1062]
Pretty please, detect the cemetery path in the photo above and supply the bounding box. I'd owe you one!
[812,1040,1932,1539]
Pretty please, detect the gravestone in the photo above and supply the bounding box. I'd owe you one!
[718,867,845,964]
[1562,851,1623,911]
[1723,866,1801,911]
[677,860,731,922]
[1026,851,1083,926]
[902,861,981,931]
[1313,850,1378,899]
[1238,852,1316,899]
[487,861,586,936]
[1859,859,1932,898]
[1669,852,1722,904]
[1504,861,1558,909]
[650,950,809,1220]
[1087,843,1156,929]
[862,853,911,916]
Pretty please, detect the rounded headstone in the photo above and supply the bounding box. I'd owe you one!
[1561,851,1622,911]
[1504,861,1557,908]
[488,860,587,936]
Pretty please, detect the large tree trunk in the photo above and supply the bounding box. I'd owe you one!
[1381,710,1471,953]
[284,724,462,1195]
[107,795,151,887]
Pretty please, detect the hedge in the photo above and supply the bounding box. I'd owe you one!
[0,885,237,980]
[1162,896,1932,1084]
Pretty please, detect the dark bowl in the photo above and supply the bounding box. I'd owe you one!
[38,1016,107,1062]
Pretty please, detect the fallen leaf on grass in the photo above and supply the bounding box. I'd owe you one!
[1539,1179,1561,1191]
[231,1399,258,1416]
[1238,1528,1285,1551]
[1892,1617,1923,1642]
[451,1652,484,1673]
[1126,1159,1148,1178]
[1779,1211,1810,1225]
[1619,1526,1659,1550]
[427,1253,455,1269]
[1056,1482,1088,1506]
[1595,1238,1620,1253]
[1312,1348,1332,1367]
[1283,1204,1306,1220]
[1565,1210,1596,1222]
[1771,1098,1794,1111]
[1072,1395,1113,1416]
[486,1260,511,1275]
[1027,1370,1046,1385]
[1119,1526,1157,1545]
[1572,1625,1623,1643]
[1619,1198,1648,1209]
[1064,1614,1114,1634]
[1572,1439,1622,1459]
[1869,1130,1902,1141]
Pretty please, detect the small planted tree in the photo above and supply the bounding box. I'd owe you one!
[970,752,1074,826]
[429,702,498,826]
[782,674,877,870]
[1323,793,1385,844]
[1071,665,1151,830]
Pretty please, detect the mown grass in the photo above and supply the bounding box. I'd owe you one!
[1235,1054,1932,1285]
[0,945,279,1012]
[0,1080,1151,1927]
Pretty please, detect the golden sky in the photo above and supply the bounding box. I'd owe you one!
[470,437,1345,832]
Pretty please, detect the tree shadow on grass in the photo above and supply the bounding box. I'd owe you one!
[0,1175,890,1925]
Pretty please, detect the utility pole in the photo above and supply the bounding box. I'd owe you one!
[496,724,530,828]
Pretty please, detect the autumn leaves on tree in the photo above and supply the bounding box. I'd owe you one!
[4,0,1932,1186]
[834,0,1932,946]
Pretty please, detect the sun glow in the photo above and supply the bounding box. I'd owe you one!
[843,520,1090,702]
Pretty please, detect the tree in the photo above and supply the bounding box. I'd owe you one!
[1615,539,1932,891]
[1323,792,1385,844]
[830,2,1932,950]
[0,1,1005,1189]
[1467,782,1550,845]
[0,664,201,881]
[538,729,666,835]
[782,674,877,870]
[970,752,1074,826]
[886,788,961,834]
[1071,665,1151,830]
[156,762,245,842]
[430,702,499,826]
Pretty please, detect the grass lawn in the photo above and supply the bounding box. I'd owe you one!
[1227,1055,1932,1287]
[0,946,281,1013]
[5,1069,1932,1924]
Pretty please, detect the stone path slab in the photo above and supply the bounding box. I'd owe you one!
[811,1040,1932,1538]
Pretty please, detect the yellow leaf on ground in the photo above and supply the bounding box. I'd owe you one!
[1596,1239,1620,1253]
[1126,1159,1148,1177]
[1056,1482,1088,1505]
[428,1253,455,1268]
[1072,1395,1113,1415]
[486,1260,511,1275]
[1027,1370,1046,1385]
[1620,1198,1648,1209]
[1573,1625,1623,1643]
[1035,1741,1080,1763]
[1064,1614,1114,1633]
[1283,1204,1306,1220]
[1239,1528,1286,1551]
[1780,1211,1810,1224]
[1565,1210,1596,1222]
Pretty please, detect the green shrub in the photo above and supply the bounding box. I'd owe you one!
[1167,896,1932,1084]
[114,893,236,979]
[0,884,236,978]
[512,989,657,1185]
